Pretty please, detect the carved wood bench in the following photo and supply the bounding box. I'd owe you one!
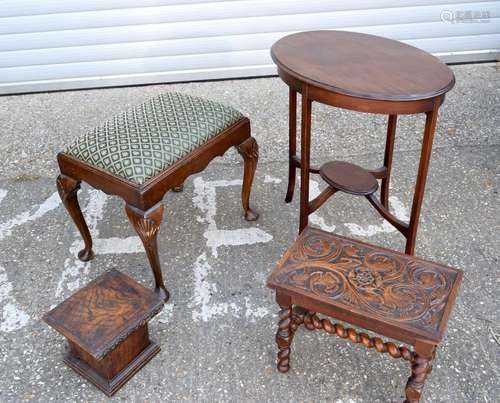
[57,92,259,302]
[267,226,463,403]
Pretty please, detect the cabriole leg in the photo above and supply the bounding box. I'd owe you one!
[125,202,169,302]
[236,136,259,221]
[56,174,94,261]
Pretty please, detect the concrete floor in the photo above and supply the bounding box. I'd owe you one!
[0,63,498,403]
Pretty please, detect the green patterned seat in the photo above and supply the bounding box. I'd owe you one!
[65,92,245,185]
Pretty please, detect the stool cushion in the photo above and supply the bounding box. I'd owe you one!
[65,92,244,185]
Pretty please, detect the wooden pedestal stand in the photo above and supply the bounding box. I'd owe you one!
[44,269,164,396]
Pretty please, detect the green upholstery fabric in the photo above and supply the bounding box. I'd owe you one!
[65,92,244,185]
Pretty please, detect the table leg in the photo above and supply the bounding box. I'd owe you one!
[285,88,297,203]
[381,114,397,208]
[299,86,312,233]
[405,102,440,255]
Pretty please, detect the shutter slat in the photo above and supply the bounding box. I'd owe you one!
[0,0,498,94]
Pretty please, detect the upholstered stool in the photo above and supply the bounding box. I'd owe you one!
[267,226,463,403]
[57,92,259,301]
[44,269,163,396]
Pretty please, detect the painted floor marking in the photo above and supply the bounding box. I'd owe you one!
[0,190,60,332]
[190,252,240,322]
[193,177,272,257]
[300,177,409,237]
[344,196,410,236]
[191,177,272,322]
[0,189,7,205]
[264,175,282,184]
[309,179,337,232]
[0,191,60,241]
[0,263,30,332]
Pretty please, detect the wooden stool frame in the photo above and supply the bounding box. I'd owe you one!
[57,118,258,302]
[275,294,438,403]
[268,227,463,403]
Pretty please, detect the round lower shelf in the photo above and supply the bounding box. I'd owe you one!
[319,161,378,196]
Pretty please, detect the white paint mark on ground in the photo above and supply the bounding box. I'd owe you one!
[191,253,240,322]
[0,189,7,205]
[193,177,273,257]
[59,256,86,294]
[204,229,272,258]
[0,264,30,332]
[193,178,239,232]
[56,189,108,297]
[155,303,174,324]
[1,303,30,333]
[0,192,60,240]
[344,196,410,237]
[60,236,144,295]
[190,176,273,321]
[389,196,411,222]
[309,179,336,232]
[244,297,270,322]
[72,236,143,255]
[0,191,60,331]
[264,175,282,184]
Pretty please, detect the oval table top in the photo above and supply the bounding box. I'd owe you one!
[271,31,455,102]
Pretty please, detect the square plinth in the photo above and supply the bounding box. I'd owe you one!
[268,226,463,345]
[44,269,164,396]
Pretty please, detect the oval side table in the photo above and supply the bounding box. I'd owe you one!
[271,30,455,255]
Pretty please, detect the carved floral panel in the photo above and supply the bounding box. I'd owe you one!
[269,227,461,333]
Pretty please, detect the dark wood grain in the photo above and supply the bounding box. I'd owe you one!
[271,30,455,254]
[271,30,455,102]
[65,338,160,397]
[268,226,462,343]
[299,86,312,232]
[43,269,163,396]
[299,310,415,363]
[44,269,163,360]
[319,161,379,196]
[276,304,294,373]
[268,227,463,402]
[67,326,150,379]
[406,104,440,255]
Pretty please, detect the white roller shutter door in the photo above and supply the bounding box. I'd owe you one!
[0,0,498,94]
